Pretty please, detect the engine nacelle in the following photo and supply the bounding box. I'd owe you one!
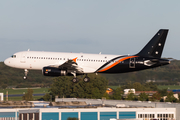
[42,67,67,76]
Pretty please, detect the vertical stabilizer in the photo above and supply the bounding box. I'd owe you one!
[136,29,168,58]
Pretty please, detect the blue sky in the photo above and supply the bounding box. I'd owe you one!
[0,0,180,61]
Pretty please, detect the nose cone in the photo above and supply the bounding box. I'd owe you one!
[4,58,11,67]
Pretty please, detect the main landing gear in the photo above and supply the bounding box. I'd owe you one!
[71,72,90,83]
[71,72,78,83]
[23,69,28,80]
[83,74,90,82]
[72,78,79,83]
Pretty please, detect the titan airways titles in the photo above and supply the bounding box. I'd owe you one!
[4,29,170,83]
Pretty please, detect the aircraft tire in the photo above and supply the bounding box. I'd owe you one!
[23,76,27,80]
[72,78,78,83]
[83,77,90,82]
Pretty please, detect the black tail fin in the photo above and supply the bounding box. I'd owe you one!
[136,29,169,58]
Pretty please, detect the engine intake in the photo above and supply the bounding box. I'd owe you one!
[42,67,67,76]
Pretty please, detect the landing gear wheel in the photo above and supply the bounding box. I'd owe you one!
[24,69,28,80]
[72,78,79,83]
[83,77,90,82]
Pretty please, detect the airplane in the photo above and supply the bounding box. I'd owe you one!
[4,29,170,83]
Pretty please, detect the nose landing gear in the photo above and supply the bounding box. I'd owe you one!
[24,69,28,80]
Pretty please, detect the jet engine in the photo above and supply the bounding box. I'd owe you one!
[42,67,67,76]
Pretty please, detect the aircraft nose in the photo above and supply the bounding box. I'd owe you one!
[4,58,11,66]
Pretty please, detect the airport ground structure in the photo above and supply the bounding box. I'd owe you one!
[0,107,175,120]
[0,98,178,120]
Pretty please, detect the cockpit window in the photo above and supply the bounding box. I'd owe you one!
[11,55,16,58]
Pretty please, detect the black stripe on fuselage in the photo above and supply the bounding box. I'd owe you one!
[95,55,127,73]
[96,56,169,74]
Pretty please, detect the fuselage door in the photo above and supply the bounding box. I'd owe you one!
[129,58,135,68]
[20,53,26,63]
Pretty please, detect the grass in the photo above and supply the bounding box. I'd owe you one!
[157,85,180,90]
[0,87,49,95]
[0,88,49,101]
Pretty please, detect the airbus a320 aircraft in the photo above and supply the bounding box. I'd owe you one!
[4,29,170,83]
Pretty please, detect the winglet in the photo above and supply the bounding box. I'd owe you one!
[72,57,78,62]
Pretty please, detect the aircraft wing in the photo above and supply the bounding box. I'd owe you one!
[58,59,84,73]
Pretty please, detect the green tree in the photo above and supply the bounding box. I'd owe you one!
[112,87,123,100]
[165,91,177,102]
[133,95,139,101]
[144,82,158,91]
[139,93,149,101]
[126,93,135,100]
[48,76,72,98]
[178,93,180,102]
[158,89,167,97]
[121,81,133,90]
[1,84,7,89]
[43,93,51,101]
[151,92,161,101]
[133,82,143,91]
[22,88,34,101]
[48,74,108,99]
[102,92,110,99]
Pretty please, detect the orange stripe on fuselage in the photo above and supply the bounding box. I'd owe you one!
[98,56,138,72]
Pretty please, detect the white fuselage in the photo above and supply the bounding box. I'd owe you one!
[4,51,120,73]
[3,30,170,80]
